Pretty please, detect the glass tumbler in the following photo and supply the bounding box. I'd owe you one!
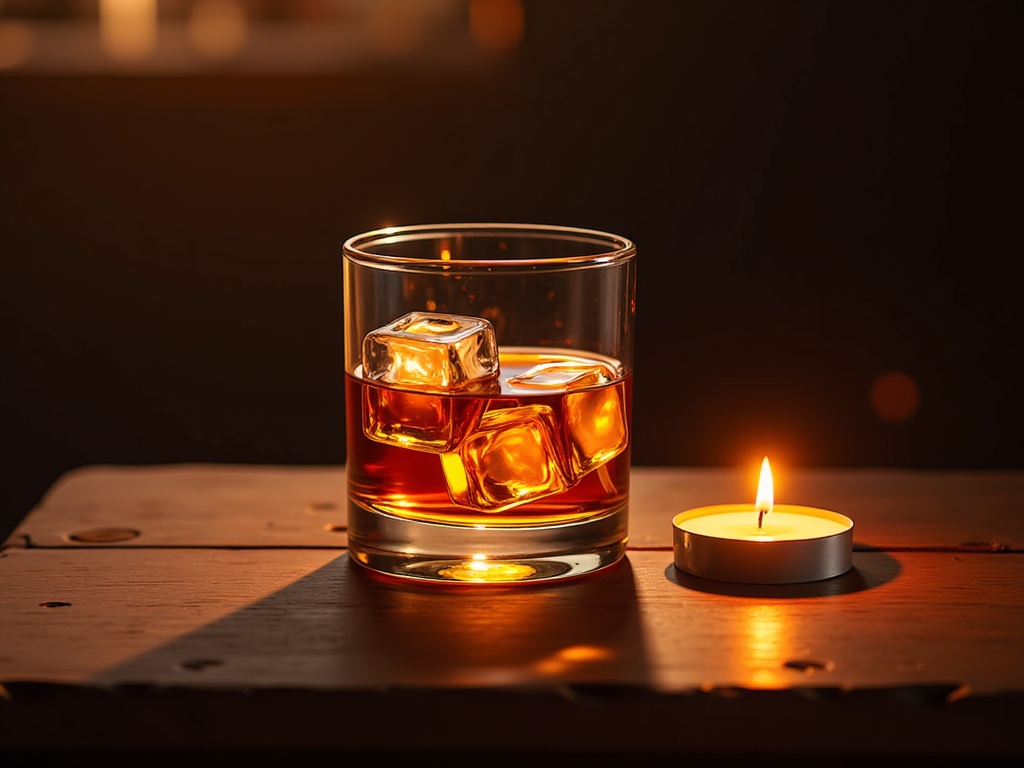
[342,223,636,584]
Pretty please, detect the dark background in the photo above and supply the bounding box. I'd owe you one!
[2,0,1022,542]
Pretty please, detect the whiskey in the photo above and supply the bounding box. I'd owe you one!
[346,348,631,527]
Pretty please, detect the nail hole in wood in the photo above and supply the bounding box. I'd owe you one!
[896,659,925,672]
[305,502,339,515]
[177,659,224,672]
[67,527,141,543]
[784,659,832,673]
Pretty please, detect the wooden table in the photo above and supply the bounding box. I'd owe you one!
[2,464,1023,764]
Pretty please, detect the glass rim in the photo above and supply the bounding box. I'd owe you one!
[342,222,636,270]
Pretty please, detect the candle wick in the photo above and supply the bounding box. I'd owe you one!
[758,508,765,529]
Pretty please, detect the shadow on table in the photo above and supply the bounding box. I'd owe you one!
[88,552,653,690]
[341,554,653,687]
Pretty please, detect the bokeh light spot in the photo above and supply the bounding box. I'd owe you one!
[188,0,249,61]
[366,5,426,57]
[0,22,34,70]
[870,371,920,423]
[469,0,524,53]
[100,0,158,62]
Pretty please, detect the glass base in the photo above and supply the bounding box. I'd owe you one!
[346,501,628,585]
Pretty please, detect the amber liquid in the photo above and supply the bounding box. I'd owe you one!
[346,348,632,527]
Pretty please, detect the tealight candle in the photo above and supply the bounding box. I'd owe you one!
[672,457,854,584]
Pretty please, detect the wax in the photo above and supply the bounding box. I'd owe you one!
[676,504,852,542]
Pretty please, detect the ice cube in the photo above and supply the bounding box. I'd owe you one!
[363,385,486,453]
[564,382,628,477]
[505,359,613,391]
[362,311,499,393]
[440,404,569,512]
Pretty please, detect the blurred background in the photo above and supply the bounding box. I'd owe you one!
[2,0,1022,541]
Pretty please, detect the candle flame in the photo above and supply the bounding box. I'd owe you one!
[756,456,774,515]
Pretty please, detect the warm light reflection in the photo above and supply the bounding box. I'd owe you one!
[533,643,613,674]
[437,558,537,582]
[100,0,157,62]
[188,0,248,60]
[741,604,787,688]
[440,248,452,261]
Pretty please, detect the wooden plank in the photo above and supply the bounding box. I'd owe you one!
[8,464,1024,550]
[5,463,349,549]
[1,547,1021,696]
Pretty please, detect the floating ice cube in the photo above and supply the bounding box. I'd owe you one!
[362,386,487,453]
[362,312,499,393]
[505,359,613,391]
[441,404,569,512]
[564,382,628,477]
[505,357,627,479]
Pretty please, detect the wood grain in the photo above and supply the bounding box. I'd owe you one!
[7,463,349,548]
[2,547,1021,696]
[9,464,1024,550]
[2,464,1023,758]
